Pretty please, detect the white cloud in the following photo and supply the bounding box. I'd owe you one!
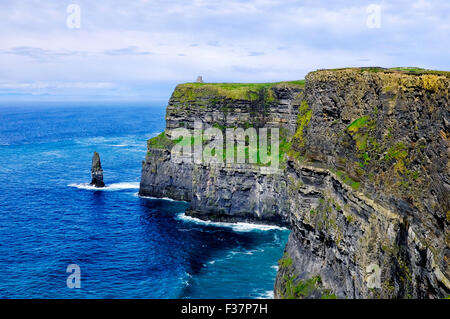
[0,81,117,89]
[0,0,448,100]
[412,0,432,10]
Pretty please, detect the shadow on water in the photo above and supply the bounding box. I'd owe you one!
[91,190,106,207]
[137,198,262,291]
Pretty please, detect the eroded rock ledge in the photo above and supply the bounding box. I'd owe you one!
[139,68,449,298]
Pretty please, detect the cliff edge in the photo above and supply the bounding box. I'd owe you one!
[139,80,304,225]
[139,67,449,298]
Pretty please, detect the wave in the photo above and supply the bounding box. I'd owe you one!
[73,137,145,151]
[68,182,140,191]
[74,134,158,149]
[176,213,288,232]
[137,194,188,203]
[179,272,193,288]
[256,290,274,299]
[109,144,129,147]
[229,248,265,256]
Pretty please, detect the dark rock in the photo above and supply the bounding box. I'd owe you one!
[139,82,302,225]
[276,69,450,299]
[139,70,450,298]
[90,151,105,188]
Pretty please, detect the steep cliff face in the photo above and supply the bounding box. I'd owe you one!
[139,81,304,225]
[188,163,290,225]
[140,148,193,201]
[139,68,449,298]
[276,69,449,299]
[164,82,303,136]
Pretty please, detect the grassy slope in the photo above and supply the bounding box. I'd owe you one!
[173,80,305,101]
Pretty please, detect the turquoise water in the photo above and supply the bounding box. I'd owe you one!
[0,102,289,298]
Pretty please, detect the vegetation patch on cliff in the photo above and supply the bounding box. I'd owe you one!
[278,252,293,268]
[288,100,311,159]
[278,252,337,299]
[147,132,174,150]
[173,80,305,103]
[149,128,286,168]
[280,274,336,299]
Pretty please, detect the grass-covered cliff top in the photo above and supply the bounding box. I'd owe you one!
[308,67,450,93]
[313,67,450,78]
[172,80,305,101]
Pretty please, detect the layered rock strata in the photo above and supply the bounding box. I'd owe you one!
[139,68,449,298]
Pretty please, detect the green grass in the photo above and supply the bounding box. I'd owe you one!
[347,116,369,133]
[315,67,450,78]
[153,128,282,167]
[384,142,409,174]
[279,133,291,164]
[278,252,293,268]
[288,100,312,157]
[384,142,407,161]
[321,291,337,299]
[387,67,450,77]
[346,116,378,167]
[389,67,426,73]
[336,170,361,191]
[282,274,338,299]
[292,276,322,298]
[147,132,174,149]
[223,141,280,166]
[283,275,323,299]
[181,80,305,90]
[173,80,305,102]
[280,80,306,86]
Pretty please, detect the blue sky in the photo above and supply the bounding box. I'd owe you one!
[0,0,449,101]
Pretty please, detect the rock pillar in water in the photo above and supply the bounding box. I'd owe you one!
[90,152,105,188]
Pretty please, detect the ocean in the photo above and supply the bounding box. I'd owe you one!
[0,102,289,299]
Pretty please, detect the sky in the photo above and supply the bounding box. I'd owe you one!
[0,0,449,101]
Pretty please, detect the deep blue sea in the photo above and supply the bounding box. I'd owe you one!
[0,102,289,299]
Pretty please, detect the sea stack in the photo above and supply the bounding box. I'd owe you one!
[90,152,105,188]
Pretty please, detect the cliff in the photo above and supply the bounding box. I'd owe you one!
[139,67,450,298]
[140,81,304,225]
[277,68,450,299]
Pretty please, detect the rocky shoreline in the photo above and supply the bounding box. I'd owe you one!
[139,68,449,298]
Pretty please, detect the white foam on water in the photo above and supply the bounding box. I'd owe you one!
[256,290,274,299]
[68,182,140,191]
[41,150,66,158]
[137,194,188,203]
[229,248,265,256]
[179,272,193,287]
[176,212,287,232]
[109,144,129,147]
[74,135,147,149]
